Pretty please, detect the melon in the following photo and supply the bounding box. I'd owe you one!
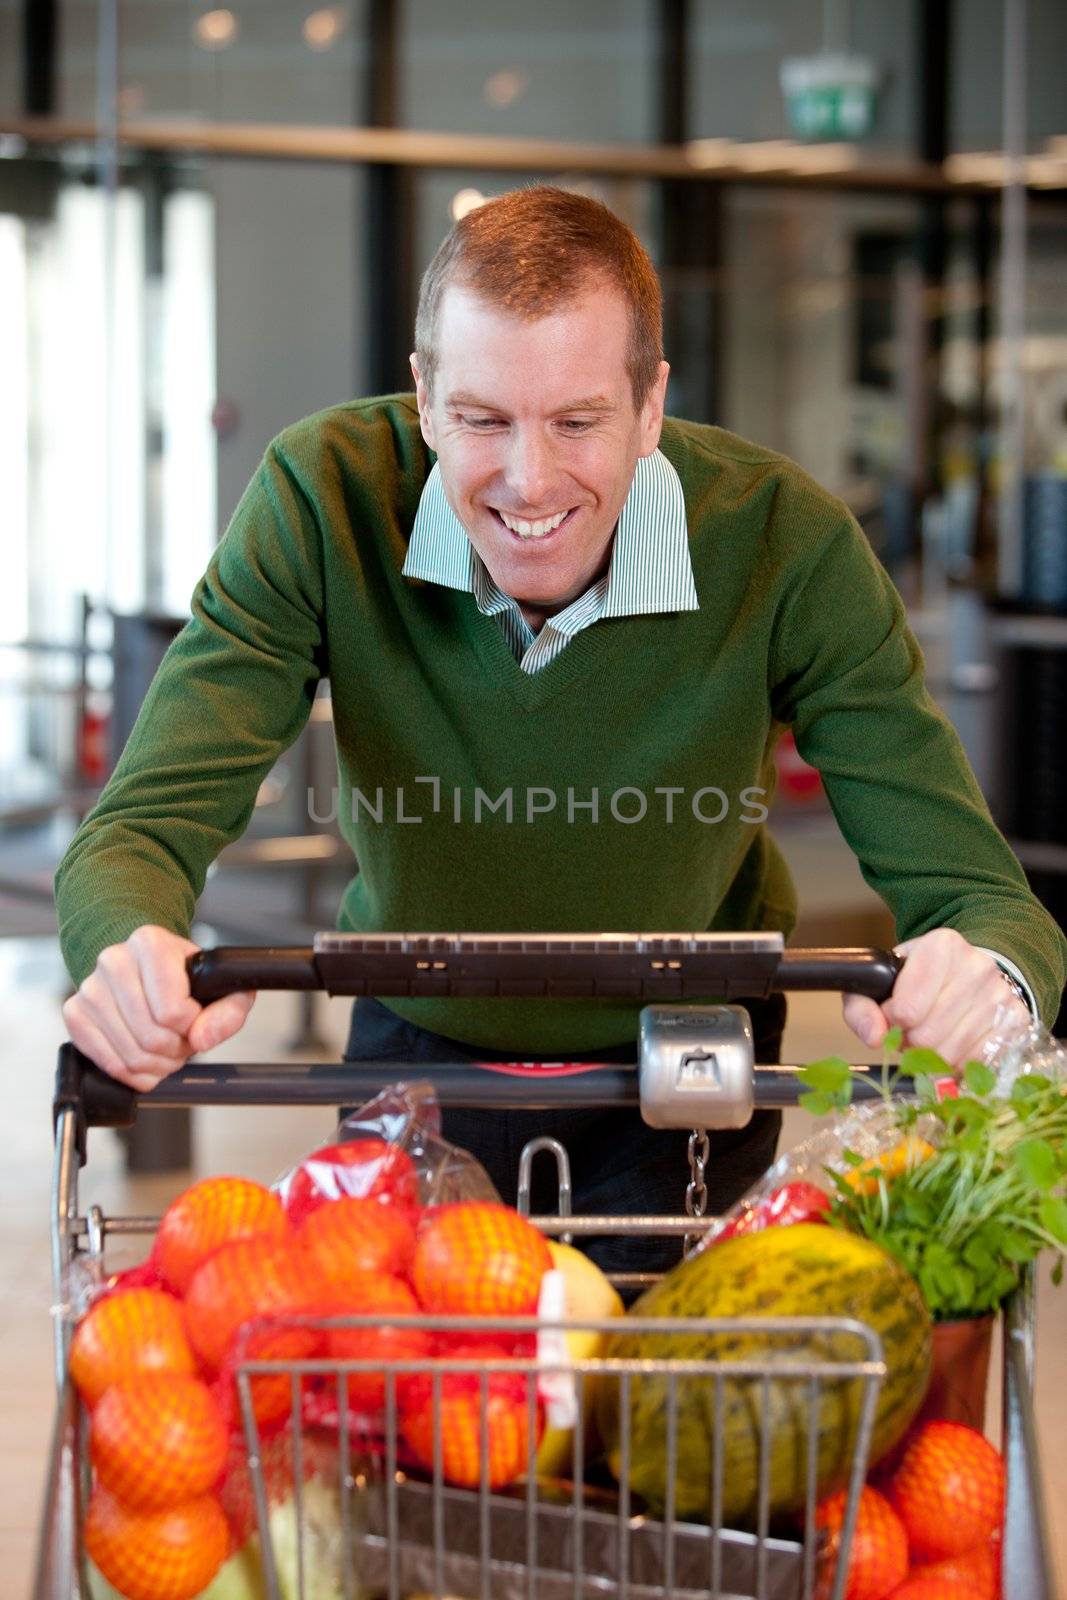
[597,1223,931,1525]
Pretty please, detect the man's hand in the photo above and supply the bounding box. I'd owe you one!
[62,925,256,1092]
[842,927,1031,1070]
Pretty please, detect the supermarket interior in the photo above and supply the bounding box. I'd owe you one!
[3,2,1067,1597]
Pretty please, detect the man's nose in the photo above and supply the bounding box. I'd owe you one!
[504,429,555,508]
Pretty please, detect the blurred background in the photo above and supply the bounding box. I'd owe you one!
[3,4,1067,1590]
[1,0,1067,989]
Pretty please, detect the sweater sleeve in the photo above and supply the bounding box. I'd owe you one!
[54,442,325,987]
[769,513,1067,1027]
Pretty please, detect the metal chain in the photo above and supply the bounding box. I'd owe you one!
[685,1127,710,1218]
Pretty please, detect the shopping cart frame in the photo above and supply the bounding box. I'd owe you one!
[38,936,1059,1599]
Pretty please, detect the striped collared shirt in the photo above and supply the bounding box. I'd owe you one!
[402,448,699,673]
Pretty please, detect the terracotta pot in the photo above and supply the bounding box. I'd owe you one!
[917,1314,994,1431]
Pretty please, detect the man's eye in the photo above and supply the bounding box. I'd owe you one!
[557,418,595,434]
[460,415,504,430]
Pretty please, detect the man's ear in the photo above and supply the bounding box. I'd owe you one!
[410,353,436,449]
[637,359,670,457]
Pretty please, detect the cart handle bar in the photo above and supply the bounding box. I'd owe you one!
[54,1047,899,1163]
[186,939,902,1004]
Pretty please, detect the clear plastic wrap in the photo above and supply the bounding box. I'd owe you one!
[695,1015,1067,1260]
[271,1079,501,1217]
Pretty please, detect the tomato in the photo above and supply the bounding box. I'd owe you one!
[412,1202,551,1317]
[298,1194,418,1288]
[155,1175,288,1293]
[91,1374,228,1510]
[84,1486,229,1600]
[283,1139,418,1225]
[886,1422,1004,1562]
[70,1289,195,1408]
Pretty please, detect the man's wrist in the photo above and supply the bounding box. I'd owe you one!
[973,947,1038,1020]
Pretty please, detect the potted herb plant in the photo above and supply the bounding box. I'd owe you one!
[798,1026,1067,1427]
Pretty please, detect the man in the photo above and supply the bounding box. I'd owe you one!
[57,187,1064,1263]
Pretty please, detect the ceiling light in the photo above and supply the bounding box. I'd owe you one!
[304,7,345,51]
[484,69,528,109]
[195,9,238,50]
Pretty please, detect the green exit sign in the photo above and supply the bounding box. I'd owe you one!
[780,53,879,142]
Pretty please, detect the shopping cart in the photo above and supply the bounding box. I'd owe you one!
[35,933,1056,1600]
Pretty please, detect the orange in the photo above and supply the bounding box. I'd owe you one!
[84,1486,229,1600]
[184,1233,324,1430]
[91,1374,228,1510]
[814,1485,909,1600]
[184,1233,321,1371]
[887,1576,987,1600]
[412,1203,551,1317]
[887,1422,1004,1562]
[298,1194,418,1288]
[912,1539,1001,1600]
[399,1342,541,1489]
[154,1175,288,1294]
[69,1289,195,1408]
[324,1273,432,1412]
[216,1321,321,1432]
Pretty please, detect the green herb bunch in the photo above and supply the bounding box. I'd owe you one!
[798,1027,1067,1320]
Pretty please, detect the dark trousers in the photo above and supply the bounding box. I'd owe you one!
[343,996,785,1278]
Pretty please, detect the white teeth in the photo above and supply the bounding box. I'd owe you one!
[499,508,569,538]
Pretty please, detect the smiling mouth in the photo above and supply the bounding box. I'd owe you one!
[491,507,577,541]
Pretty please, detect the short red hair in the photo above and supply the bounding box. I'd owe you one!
[415,186,664,407]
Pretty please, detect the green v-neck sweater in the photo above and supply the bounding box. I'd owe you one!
[55,395,1067,1046]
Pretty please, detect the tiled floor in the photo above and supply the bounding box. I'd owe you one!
[4,938,1064,1597]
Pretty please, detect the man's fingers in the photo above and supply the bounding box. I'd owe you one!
[74,974,187,1080]
[186,992,256,1054]
[886,948,1013,1052]
[96,944,188,1060]
[842,993,889,1049]
[883,948,953,1030]
[61,1002,170,1092]
[130,927,203,1036]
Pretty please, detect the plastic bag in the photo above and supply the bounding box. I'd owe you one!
[974,1007,1067,1093]
[694,1015,1067,1254]
[271,1079,501,1219]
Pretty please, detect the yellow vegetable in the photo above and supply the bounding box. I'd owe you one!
[843,1135,936,1196]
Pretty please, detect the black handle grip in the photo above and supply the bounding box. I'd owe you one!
[775,947,903,1002]
[186,946,320,1003]
[182,941,904,1002]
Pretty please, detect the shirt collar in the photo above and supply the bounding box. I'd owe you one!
[402,447,699,619]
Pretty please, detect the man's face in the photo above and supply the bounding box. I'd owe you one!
[411,280,669,621]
